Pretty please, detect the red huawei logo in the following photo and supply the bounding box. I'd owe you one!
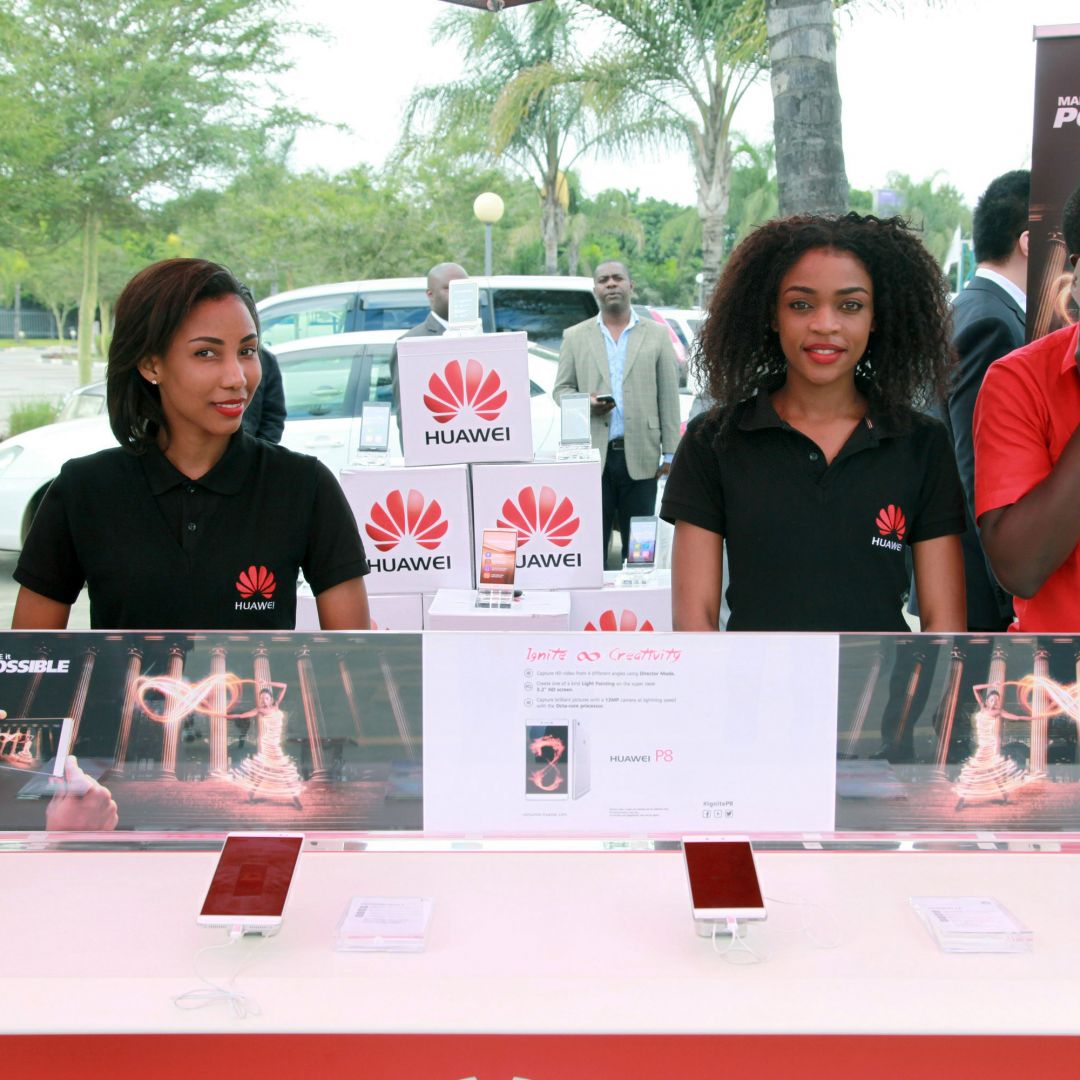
[876,505,906,541]
[585,609,655,632]
[365,489,448,552]
[424,358,507,423]
[498,485,579,548]
[236,565,276,599]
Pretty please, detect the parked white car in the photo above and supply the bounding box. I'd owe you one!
[256,274,600,353]
[655,307,705,357]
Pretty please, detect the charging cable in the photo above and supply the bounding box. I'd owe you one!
[173,929,267,1018]
[763,893,845,950]
[704,896,843,965]
[709,917,766,964]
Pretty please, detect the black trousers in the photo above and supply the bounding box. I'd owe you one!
[601,445,657,564]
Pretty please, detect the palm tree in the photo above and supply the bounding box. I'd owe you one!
[574,0,769,295]
[407,1,655,274]
[764,0,848,216]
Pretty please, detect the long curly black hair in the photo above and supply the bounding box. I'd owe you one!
[694,213,955,438]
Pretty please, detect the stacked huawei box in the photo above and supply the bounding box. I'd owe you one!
[299,330,604,631]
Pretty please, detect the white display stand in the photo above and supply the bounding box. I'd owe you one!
[568,569,672,631]
[425,588,570,630]
[470,457,603,591]
[339,464,474,595]
[475,585,514,610]
[295,585,423,631]
[1,848,1077,1041]
[397,332,533,467]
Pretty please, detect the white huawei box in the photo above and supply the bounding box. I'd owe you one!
[339,465,473,595]
[469,459,603,590]
[398,332,533,466]
[294,586,423,632]
[368,593,425,631]
[568,569,673,632]
[424,588,571,630]
[295,581,319,630]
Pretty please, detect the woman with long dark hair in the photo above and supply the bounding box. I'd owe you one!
[13,258,370,630]
[661,213,965,632]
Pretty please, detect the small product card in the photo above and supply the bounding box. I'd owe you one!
[910,896,1033,954]
[335,896,434,953]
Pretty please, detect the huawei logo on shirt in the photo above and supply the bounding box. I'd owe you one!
[365,489,448,552]
[498,485,579,548]
[235,565,276,611]
[871,505,905,552]
[423,358,507,423]
[584,609,655,632]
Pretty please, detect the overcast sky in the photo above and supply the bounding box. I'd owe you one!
[279,0,1079,207]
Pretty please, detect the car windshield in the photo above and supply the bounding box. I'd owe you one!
[491,289,598,351]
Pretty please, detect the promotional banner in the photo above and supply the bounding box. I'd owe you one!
[421,633,839,834]
[398,332,533,466]
[1026,24,1080,339]
[568,571,673,632]
[0,633,423,833]
[836,633,1080,832]
[339,465,473,595]
[470,459,604,590]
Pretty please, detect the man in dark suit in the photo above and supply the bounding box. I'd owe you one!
[388,262,469,439]
[945,170,1029,630]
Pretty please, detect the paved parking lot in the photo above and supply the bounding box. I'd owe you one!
[0,347,104,434]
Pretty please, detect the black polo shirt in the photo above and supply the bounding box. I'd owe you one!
[660,394,965,631]
[15,432,369,630]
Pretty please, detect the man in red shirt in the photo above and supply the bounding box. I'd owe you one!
[973,183,1080,631]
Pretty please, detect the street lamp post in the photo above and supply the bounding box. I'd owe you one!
[473,192,505,276]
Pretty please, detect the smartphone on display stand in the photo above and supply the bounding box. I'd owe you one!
[682,835,767,924]
[625,516,658,567]
[358,401,391,453]
[197,832,305,935]
[560,392,591,446]
[478,528,517,587]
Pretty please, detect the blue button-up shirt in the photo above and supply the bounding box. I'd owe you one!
[597,308,640,441]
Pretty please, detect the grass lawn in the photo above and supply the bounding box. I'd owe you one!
[0,339,70,350]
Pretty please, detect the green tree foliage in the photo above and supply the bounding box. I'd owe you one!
[406,0,660,275]
[575,0,769,296]
[23,239,82,345]
[884,172,972,267]
[725,140,779,252]
[0,0,302,382]
[169,141,542,296]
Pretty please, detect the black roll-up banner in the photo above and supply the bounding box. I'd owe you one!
[1026,24,1080,341]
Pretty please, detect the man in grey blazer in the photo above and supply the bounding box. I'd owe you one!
[946,170,1029,630]
[389,261,468,435]
[554,260,681,562]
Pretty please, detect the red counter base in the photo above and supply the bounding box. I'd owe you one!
[6,1035,1078,1079]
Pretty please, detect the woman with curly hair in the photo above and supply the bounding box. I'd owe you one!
[660,213,966,632]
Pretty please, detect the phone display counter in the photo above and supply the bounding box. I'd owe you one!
[2,845,1078,1075]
